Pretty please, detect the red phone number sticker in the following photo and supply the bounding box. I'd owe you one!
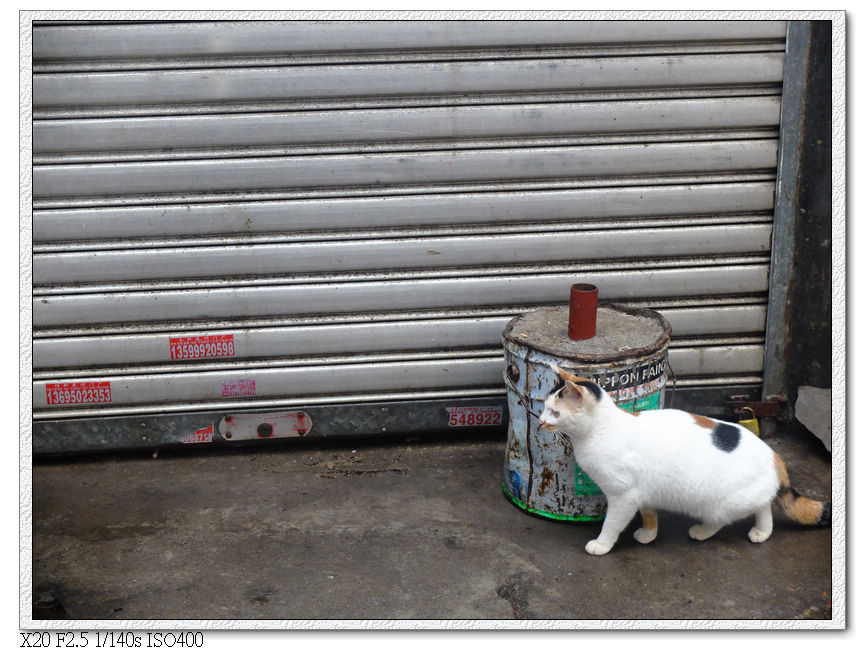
[46,381,112,406]
[446,406,503,427]
[170,334,235,360]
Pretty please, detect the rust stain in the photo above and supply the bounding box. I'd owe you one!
[690,413,715,429]
[538,467,554,496]
[508,438,522,461]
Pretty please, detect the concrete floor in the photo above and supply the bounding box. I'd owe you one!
[31,422,833,622]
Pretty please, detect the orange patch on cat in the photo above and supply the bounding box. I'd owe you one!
[553,367,593,385]
[553,366,579,382]
[773,452,790,486]
[640,509,657,532]
[690,413,715,429]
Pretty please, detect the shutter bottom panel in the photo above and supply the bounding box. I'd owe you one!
[31,381,762,455]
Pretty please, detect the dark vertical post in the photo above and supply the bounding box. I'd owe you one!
[762,21,832,433]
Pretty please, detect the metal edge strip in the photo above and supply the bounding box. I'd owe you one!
[762,20,811,421]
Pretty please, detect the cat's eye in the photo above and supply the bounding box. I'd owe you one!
[552,410,560,418]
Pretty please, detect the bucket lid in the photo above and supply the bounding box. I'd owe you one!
[502,304,671,362]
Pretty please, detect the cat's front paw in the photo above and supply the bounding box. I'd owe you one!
[747,526,772,543]
[585,539,613,556]
[633,527,657,544]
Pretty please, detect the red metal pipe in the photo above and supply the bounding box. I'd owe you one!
[568,283,598,340]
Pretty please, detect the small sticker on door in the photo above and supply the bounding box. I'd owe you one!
[180,424,214,444]
[221,380,256,398]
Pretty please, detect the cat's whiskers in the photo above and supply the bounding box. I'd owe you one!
[551,428,573,455]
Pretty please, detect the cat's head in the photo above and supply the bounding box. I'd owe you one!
[538,364,605,434]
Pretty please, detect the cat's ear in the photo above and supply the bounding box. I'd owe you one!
[549,363,579,383]
[561,379,586,406]
[562,379,600,409]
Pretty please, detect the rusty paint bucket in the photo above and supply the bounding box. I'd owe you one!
[501,304,671,521]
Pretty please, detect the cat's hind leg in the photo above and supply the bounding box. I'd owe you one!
[688,522,723,541]
[586,496,638,556]
[633,508,658,544]
[747,504,773,543]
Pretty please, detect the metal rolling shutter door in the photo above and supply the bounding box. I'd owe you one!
[31,20,786,444]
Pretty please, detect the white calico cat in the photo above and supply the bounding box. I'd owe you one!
[538,364,830,556]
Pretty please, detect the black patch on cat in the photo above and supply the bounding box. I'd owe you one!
[710,422,741,453]
[547,377,565,397]
[776,484,794,499]
[817,501,831,526]
[574,380,603,401]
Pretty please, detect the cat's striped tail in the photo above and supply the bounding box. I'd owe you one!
[773,452,831,526]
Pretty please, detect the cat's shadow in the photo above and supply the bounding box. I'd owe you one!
[529,507,825,557]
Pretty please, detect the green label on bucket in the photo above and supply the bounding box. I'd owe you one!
[574,466,601,497]
[621,391,662,413]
